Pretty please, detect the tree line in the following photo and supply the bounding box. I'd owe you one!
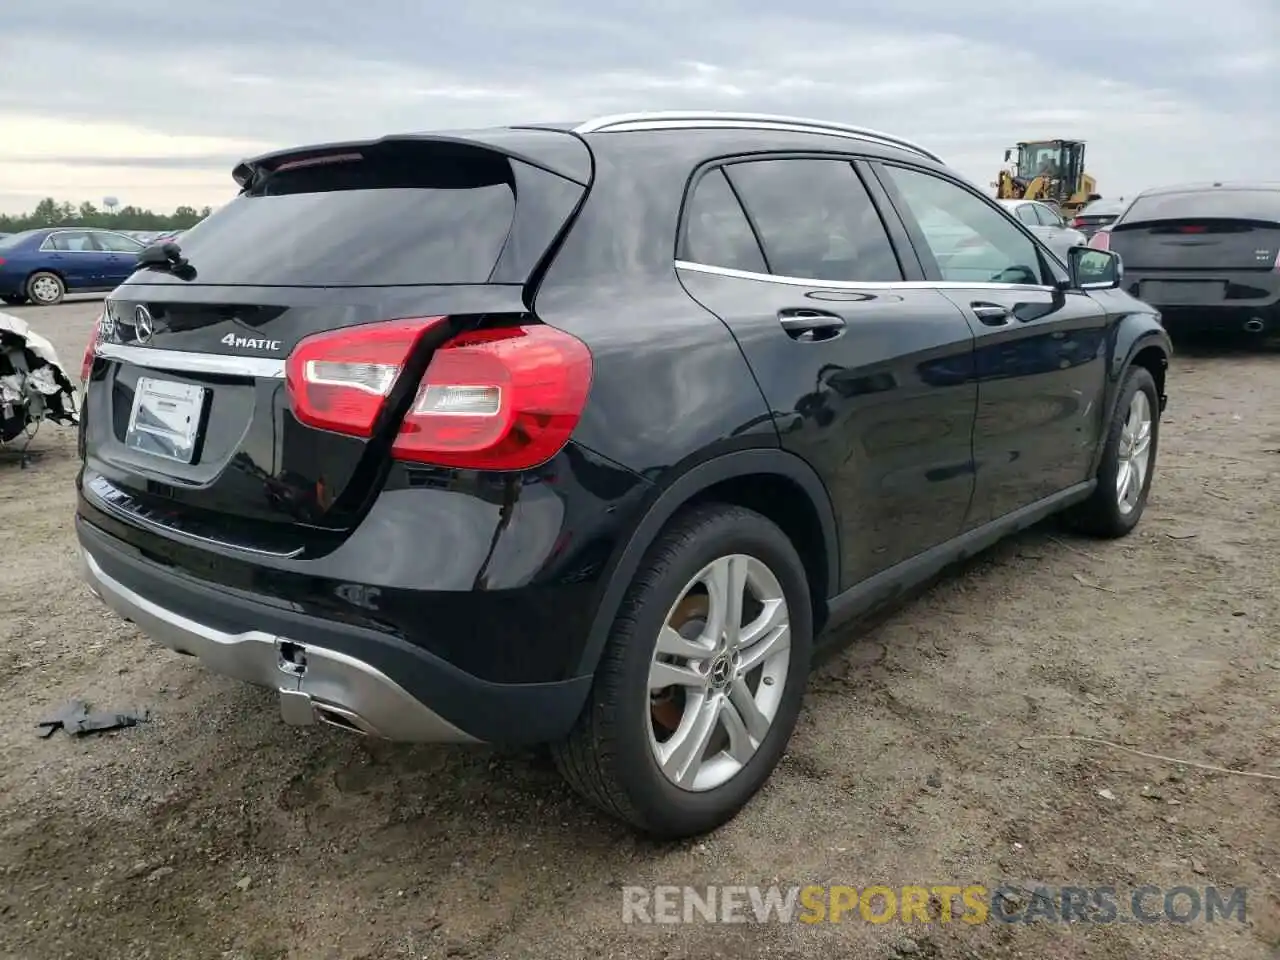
[0,198,214,234]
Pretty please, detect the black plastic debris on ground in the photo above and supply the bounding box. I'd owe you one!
[37,699,151,738]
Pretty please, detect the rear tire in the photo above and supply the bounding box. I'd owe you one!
[553,503,813,839]
[1065,365,1159,538]
[26,272,65,306]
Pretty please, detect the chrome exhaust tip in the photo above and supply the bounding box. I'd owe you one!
[312,702,383,738]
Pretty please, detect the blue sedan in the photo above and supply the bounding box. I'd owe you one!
[0,227,145,305]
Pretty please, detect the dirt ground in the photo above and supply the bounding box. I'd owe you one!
[1,299,1277,960]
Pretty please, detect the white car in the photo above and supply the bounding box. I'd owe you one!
[997,199,1089,263]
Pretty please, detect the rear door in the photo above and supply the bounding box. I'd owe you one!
[674,155,978,586]
[81,135,589,556]
[1107,187,1280,308]
[873,161,1109,528]
[42,231,103,289]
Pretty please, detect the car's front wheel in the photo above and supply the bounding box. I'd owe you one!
[1067,365,1160,537]
[554,503,813,839]
[26,272,66,306]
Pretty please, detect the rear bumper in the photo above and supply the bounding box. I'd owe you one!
[77,517,594,745]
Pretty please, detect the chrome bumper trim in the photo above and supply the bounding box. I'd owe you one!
[80,547,477,744]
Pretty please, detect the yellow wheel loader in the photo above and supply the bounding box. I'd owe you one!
[993,139,1101,215]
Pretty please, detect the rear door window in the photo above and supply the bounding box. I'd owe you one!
[44,231,96,252]
[680,168,768,274]
[1014,205,1039,227]
[1034,205,1063,227]
[723,159,904,282]
[167,143,529,286]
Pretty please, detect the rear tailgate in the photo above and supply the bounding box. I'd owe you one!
[80,132,591,556]
[1109,188,1280,271]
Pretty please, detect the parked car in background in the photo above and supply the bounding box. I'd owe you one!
[0,228,145,305]
[996,199,1089,262]
[1096,181,1280,336]
[76,112,1170,839]
[1071,197,1129,239]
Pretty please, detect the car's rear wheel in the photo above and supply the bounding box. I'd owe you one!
[1066,365,1159,537]
[553,503,812,839]
[26,272,65,306]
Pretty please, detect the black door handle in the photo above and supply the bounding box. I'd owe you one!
[971,303,1011,326]
[778,309,846,340]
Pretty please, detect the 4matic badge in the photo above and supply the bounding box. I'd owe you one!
[221,333,282,351]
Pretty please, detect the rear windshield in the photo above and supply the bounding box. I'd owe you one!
[1120,189,1280,226]
[1078,200,1126,217]
[0,232,31,250]
[170,143,520,286]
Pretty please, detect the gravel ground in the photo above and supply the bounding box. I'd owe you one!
[1,300,1277,960]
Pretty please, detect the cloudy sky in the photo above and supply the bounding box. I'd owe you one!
[2,0,1276,215]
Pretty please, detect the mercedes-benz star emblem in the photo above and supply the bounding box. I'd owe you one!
[133,305,154,344]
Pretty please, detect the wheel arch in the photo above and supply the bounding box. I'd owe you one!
[1091,315,1170,473]
[571,447,840,677]
[25,267,68,298]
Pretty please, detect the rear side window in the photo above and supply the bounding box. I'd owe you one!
[1122,189,1280,225]
[94,232,144,253]
[681,169,768,274]
[1034,205,1063,227]
[724,159,904,282]
[1014,205,1039,227]
[168,143,550,286]
[45,231,95,252]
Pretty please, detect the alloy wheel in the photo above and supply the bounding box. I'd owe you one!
[647,554,792,792]
[1116,390,1152,515]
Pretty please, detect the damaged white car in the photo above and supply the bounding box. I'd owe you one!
[0,311,79,448]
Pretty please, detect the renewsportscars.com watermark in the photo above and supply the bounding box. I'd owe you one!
[622,884,1247,925]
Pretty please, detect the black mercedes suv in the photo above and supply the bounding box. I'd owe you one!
[76,112,1171,839]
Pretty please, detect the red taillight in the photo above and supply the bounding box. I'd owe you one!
[286,316,446,437]
[1177,225,1207,233]
[1071,217,1085,228]
[1089,230,1110,251]
[285,318,593,471]
[0,258,7,267]
[391,325,593,471]
[81,314,101,382]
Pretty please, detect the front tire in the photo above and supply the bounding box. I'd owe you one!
[553,503,813,839]
[1066,365,1159,537]
[26,272,65,306]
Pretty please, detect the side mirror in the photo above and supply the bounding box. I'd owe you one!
[1068,247,1122,290]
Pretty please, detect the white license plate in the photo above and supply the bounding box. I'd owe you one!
[125,377,207,464]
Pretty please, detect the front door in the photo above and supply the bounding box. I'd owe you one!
[92,231,145,286]
[673,156,978,588]
[873,162,1109,529]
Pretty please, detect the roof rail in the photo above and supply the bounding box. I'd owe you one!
[573,111,943,163]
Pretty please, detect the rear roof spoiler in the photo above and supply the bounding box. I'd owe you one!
[232,125,593,190]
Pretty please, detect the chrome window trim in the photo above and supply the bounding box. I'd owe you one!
[574,111,943,163]
[96,342,286,378]
[673,259,1056,293]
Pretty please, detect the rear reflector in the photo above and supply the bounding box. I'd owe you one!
[286,317,446,437]
[392,325,593,471]
[1089,230,1110,251]
[285,317,593,471]
[81,314,101,382]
